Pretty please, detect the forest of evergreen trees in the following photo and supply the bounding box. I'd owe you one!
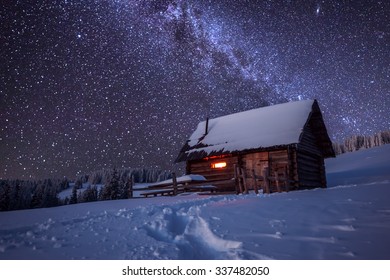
[332,130,390,155]
[0,178,69,212]
[78,167,171,185]
[0,168,171,212]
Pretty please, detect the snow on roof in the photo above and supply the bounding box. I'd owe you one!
[178,100,316,161]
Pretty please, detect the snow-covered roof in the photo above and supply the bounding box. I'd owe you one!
[176,99,333,162]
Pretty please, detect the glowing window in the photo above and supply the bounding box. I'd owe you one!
[211,162,227,169]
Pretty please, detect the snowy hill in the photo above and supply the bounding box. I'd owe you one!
[0,145,390,259]
[326,144,390,187]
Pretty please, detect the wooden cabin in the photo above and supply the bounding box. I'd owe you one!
[175,99,335,193]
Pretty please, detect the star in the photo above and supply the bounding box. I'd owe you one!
[316,5,321,16]
[0,0,388,179]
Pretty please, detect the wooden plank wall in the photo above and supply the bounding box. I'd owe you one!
[187,156,238,191]
[296,151,324,188]
[289,147,300,189]
[298,122,322,157]
[297,122,327,188]
[187,144,327,193]
[242,152,268,190]
[268,150,289,192]
[242,149,298,192]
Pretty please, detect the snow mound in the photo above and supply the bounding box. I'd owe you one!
[144,206,242,259]
[326,144,390,186]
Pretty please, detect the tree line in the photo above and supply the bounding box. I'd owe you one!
[332,130,390,155]
[0,178,69,211]
[78,167,171,185]
[0,168,171,212]
[68,168,139,205]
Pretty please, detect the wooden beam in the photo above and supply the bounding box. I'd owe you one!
[172,172,178,196]
[241,167,249,194]
[233,164,240,194]
[234,164,244,193]
[284,166,290,192]
[274,171,282,193]
[251,169,259,194]
[263,167,270,194]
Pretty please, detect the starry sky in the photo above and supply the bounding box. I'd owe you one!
[1,0,389,180]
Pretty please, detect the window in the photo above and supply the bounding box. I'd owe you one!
[211,162,227,169]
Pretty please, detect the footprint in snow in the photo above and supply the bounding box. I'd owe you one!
[143,206,242,259]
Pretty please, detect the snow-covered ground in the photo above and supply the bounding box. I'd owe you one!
[0,145,390,259]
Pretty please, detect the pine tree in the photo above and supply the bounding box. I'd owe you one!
[9,183,21,211]
[118,179,128,199]
[381,131,390,144]
[69,185,78,204]
[101,168,120,200]
[0,182,11,211]
[82,185,98,202]
[30,183,44,208]
[43,188,58,207]
[124,177,134,199]
[19,182,33,210]
[41,184,59,208]
[77,190,83,203]
[75,179,82,190]
[59,178,70,192]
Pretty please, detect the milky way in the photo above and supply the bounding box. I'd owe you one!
[1,0,389,179]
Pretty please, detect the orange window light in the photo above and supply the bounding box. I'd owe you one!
[211,162,227,169]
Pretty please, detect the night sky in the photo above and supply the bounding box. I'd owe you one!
[1,0,389,180]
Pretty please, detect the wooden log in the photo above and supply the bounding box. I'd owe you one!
[172,172,178,196]
[263,167,270,194]
[284,166,290,192]
[199,173,235,181]
[241,167,249,194]
[234,164,244,194]
[233,164,240,194]
[208,179,236,191]
[274,171,282,193]
[141,188,185,197]
[238,168,244,194]
[184,185,217,193]
[297,152,321,162]
[251,169,259,194]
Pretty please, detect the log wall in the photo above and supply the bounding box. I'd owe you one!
[297,122,327,188]
[187,142,327,193]
[298,121,322,157]
[268,150,291,192]
[187,156,238,191]
[296,151,325,188]
[241,149,301,192]
[241,151,268,190]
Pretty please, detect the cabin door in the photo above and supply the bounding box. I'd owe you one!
[269,150,289,191]
[243,152,269,191]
